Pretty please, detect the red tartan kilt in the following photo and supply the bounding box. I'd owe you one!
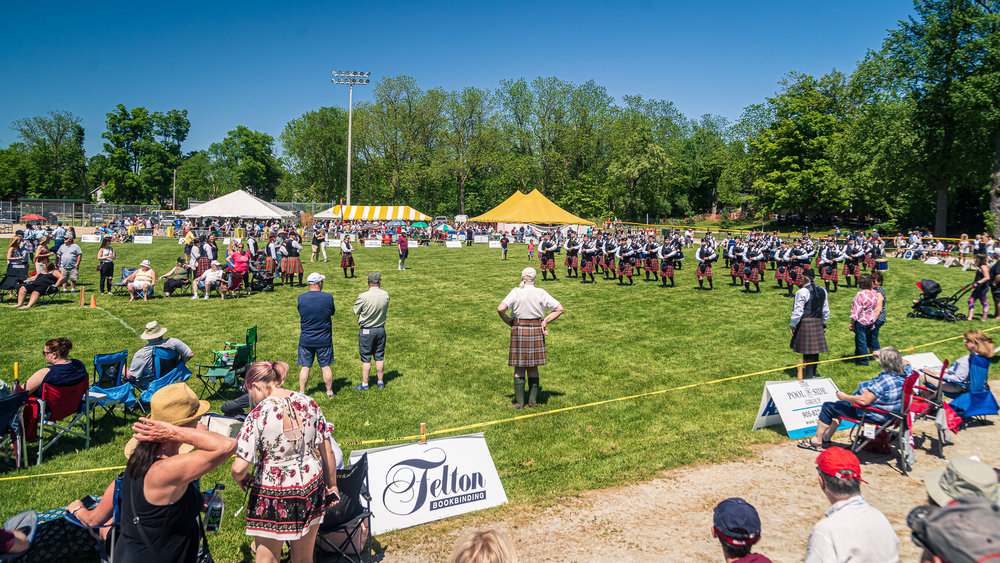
[661,263,674,277]
[789,266,806,286]
[843,263,859,276]
[618,261,633,276]
[645,258,659,272]
[820,264,839,281]
[195,256,212,278]
[743,265,760,282]
[730,263,742,277]
[815,255,822,268]
[341,253,354,268]
[581,256,596,272]
[280,256,303,274]
[757,262,766,274]
[775,266,788,281]
[863,256,876,269]
[564,255,579,268]
[696,264,712,278]
[540,257,555,270]
[264,256,277,274]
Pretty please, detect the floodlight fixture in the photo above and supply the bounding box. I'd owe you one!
[330,68,372,206]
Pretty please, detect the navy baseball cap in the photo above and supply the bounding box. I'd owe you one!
[713,498,762,546]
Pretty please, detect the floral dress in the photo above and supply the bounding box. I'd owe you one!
[236,392,328,540]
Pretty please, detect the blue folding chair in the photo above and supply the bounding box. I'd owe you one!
[136,348,192,412]
[89,351,136,423]
[949,354,999,423]
[111,267,136,296]
[0,391,28,468]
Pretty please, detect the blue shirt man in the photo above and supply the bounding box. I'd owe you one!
[52,223,66,252]
[297,272,336,397]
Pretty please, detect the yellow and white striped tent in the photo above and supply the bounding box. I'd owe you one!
[313,205,431,222]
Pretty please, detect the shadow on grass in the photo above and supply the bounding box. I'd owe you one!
[382,370,403,386]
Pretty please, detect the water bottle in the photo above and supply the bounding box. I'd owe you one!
[204,483,225,533]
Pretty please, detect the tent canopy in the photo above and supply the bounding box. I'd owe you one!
[181,190,294,219]
[469,189,593,226]
[467,191,526,223]
[314,205,431,222]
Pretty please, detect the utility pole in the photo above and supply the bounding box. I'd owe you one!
[172,167,178,210]
[331,70,371,206]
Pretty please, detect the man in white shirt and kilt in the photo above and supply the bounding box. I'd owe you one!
[497,267,565,409]
[602,237,618,280]
[539,233,559,281]
[643,235,660,282]
[742,242,765,293]
[563,232,581,279]
[694,240,717,290]
[340,238,356,278]
[658,241,678,287]
[280,232,304,286]
[790,268,830,379]
[579,234,598,284]
[819,239,844,293]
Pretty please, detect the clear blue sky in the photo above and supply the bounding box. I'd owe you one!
[0,0,915,157]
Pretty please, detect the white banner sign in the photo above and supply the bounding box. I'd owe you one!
[222,237,231,245]
[445,241,462,248]
[752,378,849,439]
[488,240,502,249]
[132,235,153,244]
[349,434,507,535]
[457,234,467,241]
[327,239,341,247]
[80,235,101,243]
[473,235,488,243]
[364,240,381,248]
[177,238,185,245]
[904,352,943,374]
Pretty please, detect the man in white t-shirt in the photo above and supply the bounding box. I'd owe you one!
[805,447,898,562]
[496,267,564,409]
[192,260,225,300]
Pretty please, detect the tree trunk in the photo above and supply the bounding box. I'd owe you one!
[458,174,466,216]
[991,127,1000,239]
[935,181,949,236]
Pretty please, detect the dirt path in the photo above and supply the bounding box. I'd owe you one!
[385,390,1000,562]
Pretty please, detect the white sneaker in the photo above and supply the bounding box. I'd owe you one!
[191,295,198,300]
[203,295,209,300]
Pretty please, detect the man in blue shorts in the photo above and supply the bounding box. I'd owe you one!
[298,272,336,397]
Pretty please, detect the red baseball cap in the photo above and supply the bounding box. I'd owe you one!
[817,447,868,484]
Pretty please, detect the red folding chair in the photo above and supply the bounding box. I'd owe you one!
[842,373,919,475]
[23,380,91,465]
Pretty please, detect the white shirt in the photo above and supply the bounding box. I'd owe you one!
[502,285,560,320]
[805,495,898,563]
[790,283,831,328]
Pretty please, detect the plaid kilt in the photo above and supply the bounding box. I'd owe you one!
[581,256,596,273]
[644,257,659,272]
[540,256,556,270]
[696,263,712,278]
[264,256,278,275]
[863,255,876,269]
[820,263,839,281]
[789,266,805,286]
[281,256,303,274]
[660,262,674,277]
[843,262,859,276]
[195,256,212,278]
[618,260,633,277]
[509,319,546,367]
[730,263,743,278]
[564,255,579,268]
[743,264,760,282]
[598,255,607,268]
[757,261,766,275]
[341,253,354,268]
[791,317,828,354]
[775,265,788,281]
[815,255,822,269]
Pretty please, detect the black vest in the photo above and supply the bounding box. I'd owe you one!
[803,284,827,319]
[284,240,299,257]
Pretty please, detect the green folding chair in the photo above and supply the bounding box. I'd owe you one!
[196,344,250,399]
[225,326,257,363]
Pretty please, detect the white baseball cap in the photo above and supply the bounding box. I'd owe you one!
[307,272,325,285]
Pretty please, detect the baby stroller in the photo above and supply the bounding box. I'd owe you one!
[908,279,970,322]
[248,252,274,293]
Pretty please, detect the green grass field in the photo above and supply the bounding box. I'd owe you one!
[0,240,985,561]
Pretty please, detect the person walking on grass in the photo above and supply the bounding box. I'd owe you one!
[497,267,564,409]
[790,268,829,379]
[54,234,81,292]
[352,272,390,390]
[298,272,336,398]
[397,232,408,270]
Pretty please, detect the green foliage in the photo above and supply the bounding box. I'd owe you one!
[208,126,282,200]
[101,105,189,204]
[10,111,89,199]
[279,107,348,202]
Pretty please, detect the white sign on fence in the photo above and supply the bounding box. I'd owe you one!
[177,238,186,245]
[132,235,153,244]
[364,240,382,248]
[473,235,488,243]
[349,433,507,535]
[80,235,101,243]
[327,239,341,247]
[445,241,462,248]
[488,240,502,249]
[222,238,231,245]
[752,378,848,439]
[457,234,467,241]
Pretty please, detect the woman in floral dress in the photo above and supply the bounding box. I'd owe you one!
[231,361,339,563]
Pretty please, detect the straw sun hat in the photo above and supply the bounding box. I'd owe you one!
[124,383,210,458]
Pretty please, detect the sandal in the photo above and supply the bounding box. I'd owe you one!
[796,440,825,452]
[507,403,524,409]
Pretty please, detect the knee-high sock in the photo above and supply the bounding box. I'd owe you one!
[512,378,525,406]
[527,378,539,404]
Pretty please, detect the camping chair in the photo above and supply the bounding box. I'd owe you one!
[88,351,136,423]
[224,326,258,363]
[196,343,250,399]
[0,262,30,302]
[949,353,999,424]
[23,380,91,465]
[844,374,919,475]
[910,360,951,457]
[64,473,123,561]
[133,348,192,413]
[220,270,246,298]
[110,267,136,296]
[316,453,372,563]
[0,391,28,468]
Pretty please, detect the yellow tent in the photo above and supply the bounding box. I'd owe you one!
[467,191,526,222]
[473,189,593,226]
[313,205,431,221]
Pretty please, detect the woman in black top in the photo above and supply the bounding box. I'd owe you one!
[22,337,87,394]
[115,383,236,563]
[311,228,327,262]
[12,262,63,309]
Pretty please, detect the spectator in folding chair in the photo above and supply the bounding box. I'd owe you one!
[191,260,224,300]
[914,329,993,397]
[124,260,156,302]
[64,478,117,542]
[126,321,194,391]
[797,347,908,451]
[22,337,88,396]
[9,262,62,309]
[158,257,192,298]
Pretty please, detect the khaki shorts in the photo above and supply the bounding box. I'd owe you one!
[59,266,79,282]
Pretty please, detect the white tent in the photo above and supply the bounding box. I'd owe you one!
[313,204,431,221]
[180,190,294,219]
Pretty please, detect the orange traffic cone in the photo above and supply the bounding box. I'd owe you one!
[90,295,97,308]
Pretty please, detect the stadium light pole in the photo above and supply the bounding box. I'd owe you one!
[331,70,371,206]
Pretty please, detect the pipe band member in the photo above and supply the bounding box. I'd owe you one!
[340,238,355,278]
[790,268,829,379]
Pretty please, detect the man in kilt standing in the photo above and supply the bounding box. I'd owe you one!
[658,239,679,287]
[264,235,280,277]
[497,267,564,409]
[742,241,765,293]
[617,237,638,286]
[539,233,559,281]
[280,232,304,286]
[643,235,660,282]
[340,237,356,278]
[790,269,830,379]
[842,238,865,288]
[819,239,844,293]
[774,240,791,289]
[601,236,618,280]
[579,234,598,284]
[695,239,717,290]
[728,236,746,286]
[563,231,581,279]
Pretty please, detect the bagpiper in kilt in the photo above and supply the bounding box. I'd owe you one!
[785,241,812,297]
[498,267,564,408]
[263,236,280,276]
[728,238,746,286]
[579,235,598,284]
[279,234,304,286]
[538,234,559,281]
[658,242,677,287]
[694,241,717,290]
[643,236,660,281]
[617,238,637,285]
[790,269,830,379]
[842,241,865,287]
[742,244,765,293]
[602,239,619,280]
[774,243,791,287]
[563,233,581,278]
[340,239,356,278]
[818,240,843,292]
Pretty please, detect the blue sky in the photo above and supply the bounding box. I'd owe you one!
[0,0,915,157]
